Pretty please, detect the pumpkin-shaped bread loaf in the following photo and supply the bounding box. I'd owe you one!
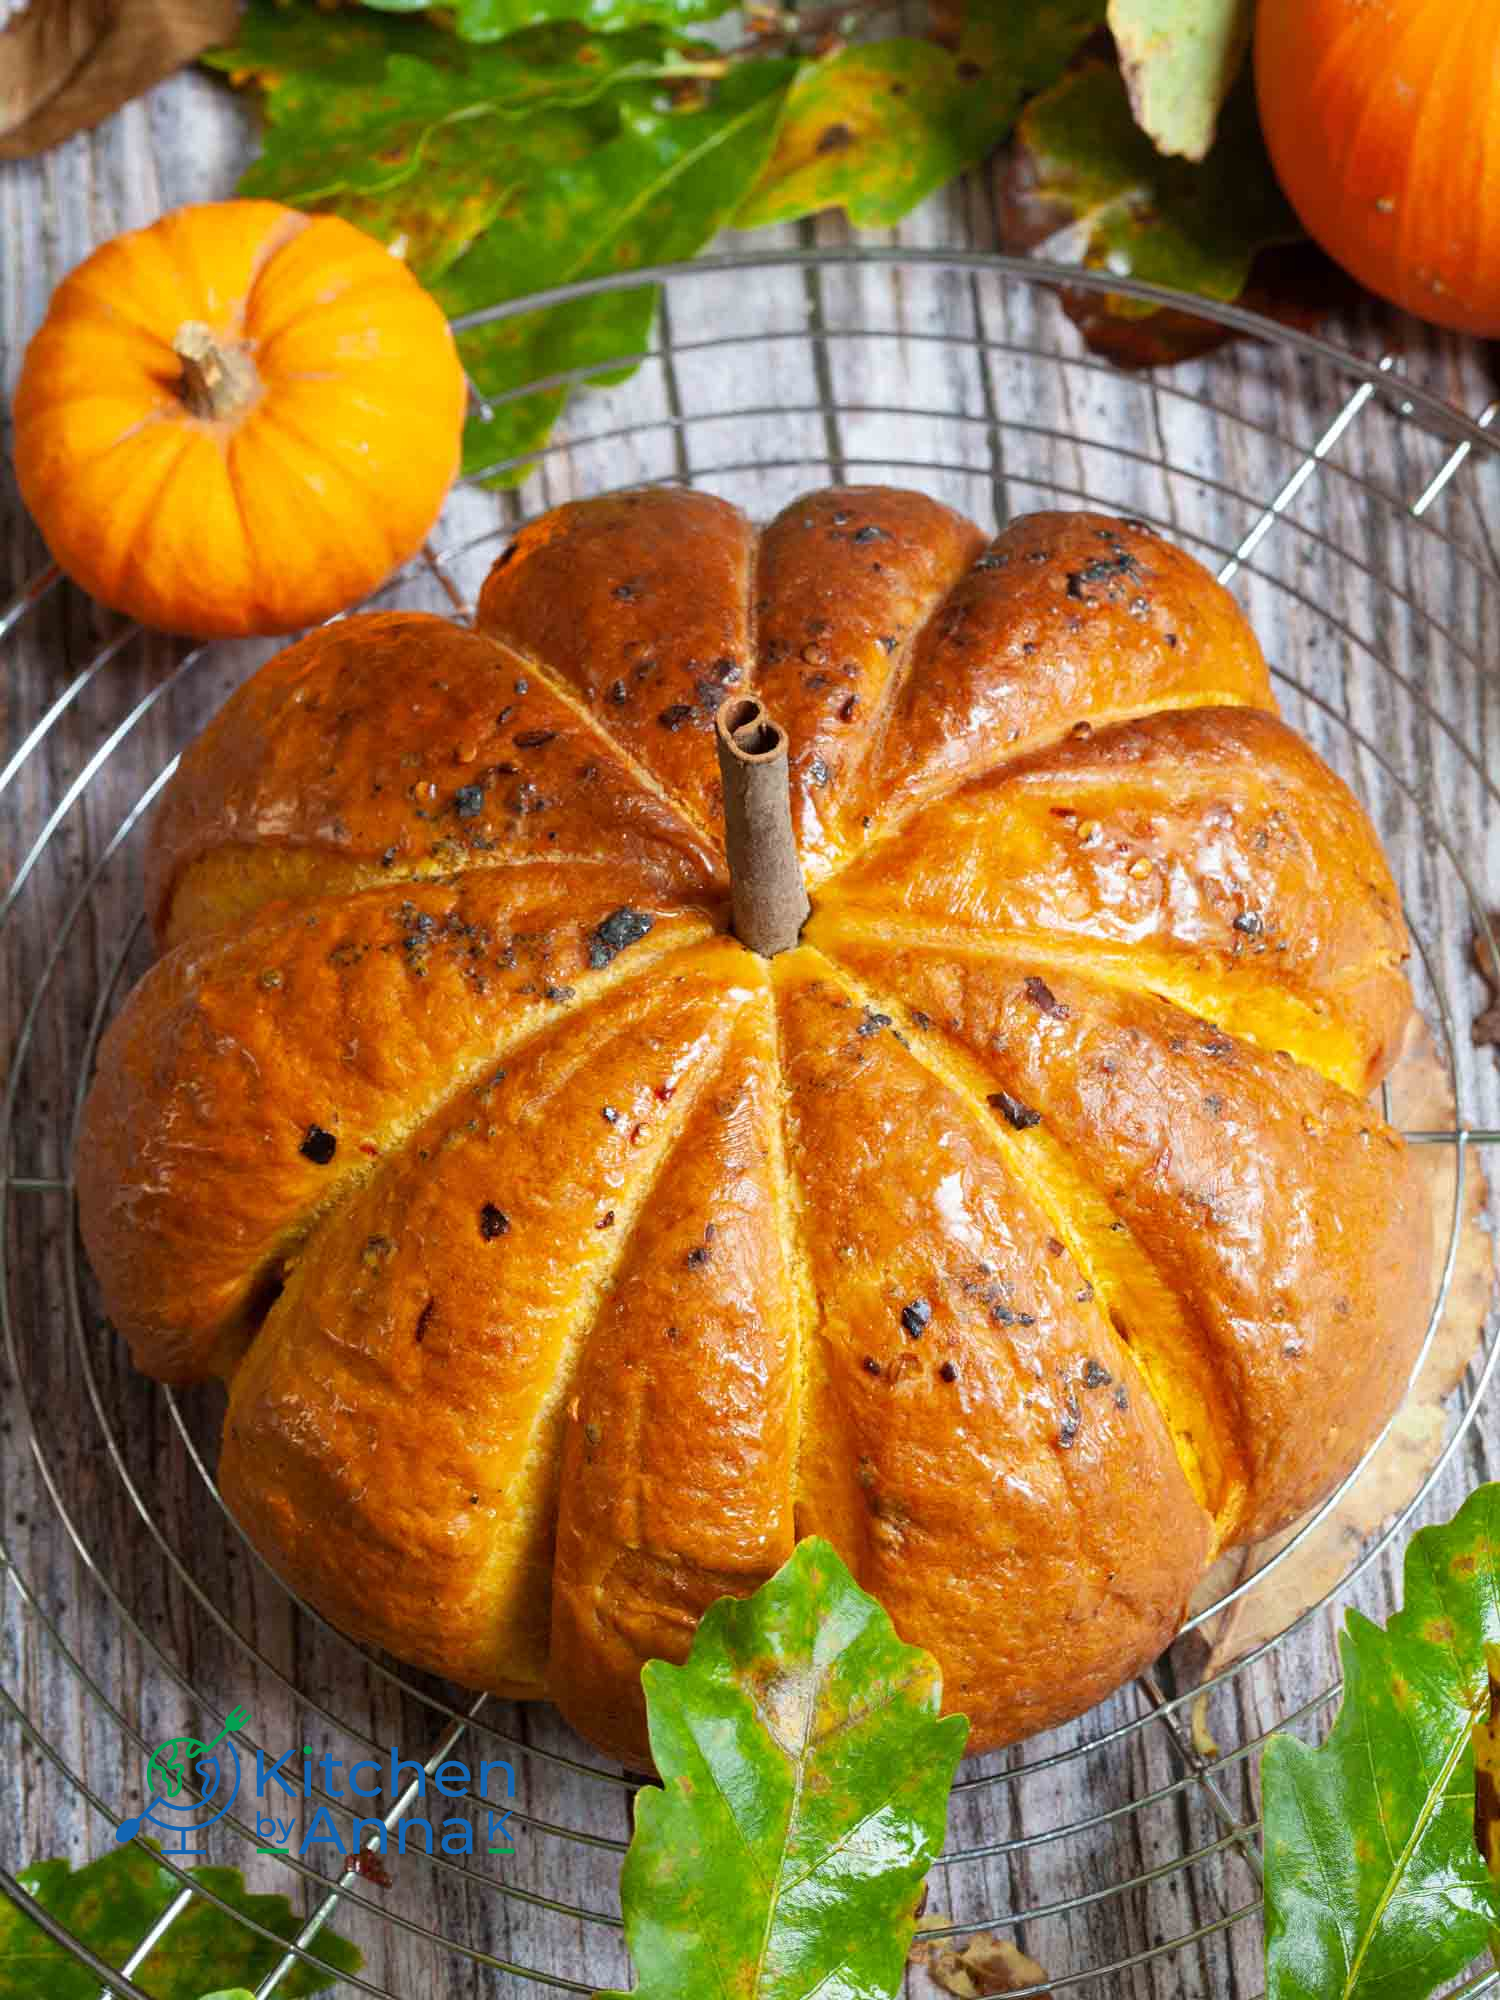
[77,488,1431,1767]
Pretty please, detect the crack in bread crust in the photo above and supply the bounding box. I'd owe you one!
[807,909,1395,1097]
[78,870,719,1381]
[815,924,1430,1547]
[799,944,1245,1543]
[219,942,756,1693]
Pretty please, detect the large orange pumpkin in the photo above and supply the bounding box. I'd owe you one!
[1255,0,1500,336]
[13,201,467,639]
[75,489,1432,1769]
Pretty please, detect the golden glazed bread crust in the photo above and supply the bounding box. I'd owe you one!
[77,490,1431,1768]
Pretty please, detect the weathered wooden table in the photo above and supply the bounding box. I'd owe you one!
[3,60,1499,2000]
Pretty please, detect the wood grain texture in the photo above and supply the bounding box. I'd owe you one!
[2,59,1499,2000]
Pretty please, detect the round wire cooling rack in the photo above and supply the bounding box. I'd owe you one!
[2,247,1500,2000]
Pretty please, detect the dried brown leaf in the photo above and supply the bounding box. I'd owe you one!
[993,52,1354,367]
[1177,1013,1495,1683]
[1045,242,1355,370]
[912,1918,1054,1998]
[1473,913,1500,1049]
[0,0,238,158]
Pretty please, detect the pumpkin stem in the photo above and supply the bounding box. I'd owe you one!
[173,321,259,422]
[714,696,809,957]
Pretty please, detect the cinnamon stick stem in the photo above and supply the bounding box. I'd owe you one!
[715,695,809,957]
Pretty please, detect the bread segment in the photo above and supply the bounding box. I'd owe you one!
[820,930,1431,1544]
[476,488,754,841]
[751,486,985,880]
[772,947,1213,1749]
[220,940,754,1692]
[149,609,722,950]
[549,980,796,1760]
[823,706,1409,1094]
[850,511,1275,845]
[78,866,714,1382]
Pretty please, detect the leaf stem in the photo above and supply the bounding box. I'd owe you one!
[723,0,903,61]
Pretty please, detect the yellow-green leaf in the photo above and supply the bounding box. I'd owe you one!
[0,1844,358,1999]
[360,0,734,43]
[736,0,1104,230]
[1004,59,1298,317]
[207,5,716,281]
[368,0,736,41]
[1263,1483,1500,2000]
[1107,0,1251,162]
[444,51,795,479]
[600,1537,968,2000]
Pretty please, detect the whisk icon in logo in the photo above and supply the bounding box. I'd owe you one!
[114,1705,248,1857]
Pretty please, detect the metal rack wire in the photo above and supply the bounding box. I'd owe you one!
[2,249,1498,1998]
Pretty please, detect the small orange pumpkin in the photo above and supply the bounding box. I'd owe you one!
[1255,0,1500,336]
[13,201,468,639]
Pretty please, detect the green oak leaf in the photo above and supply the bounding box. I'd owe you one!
[438,51,794,478]
[599,1537,969,2000]
[361,0,733,45]
[207,6,717,282]
[1107,0,1251,162]
[208,1,794,481]
[737,0,1104,229]
[0,1843,359,1999]
[1006,59,1299,318]
[1263,1482,1500,2000]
